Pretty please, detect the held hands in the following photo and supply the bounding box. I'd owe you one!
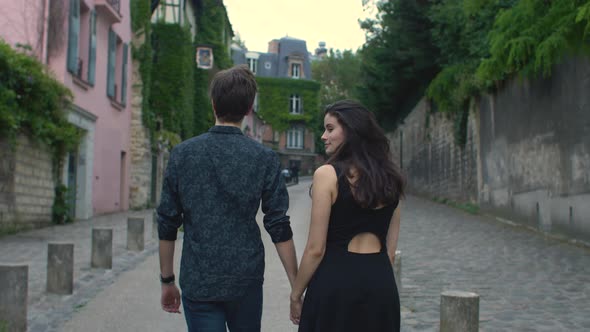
[290,293,303,325]
[161,283,182,314]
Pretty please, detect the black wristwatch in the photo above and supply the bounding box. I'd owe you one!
[160,274,175,284]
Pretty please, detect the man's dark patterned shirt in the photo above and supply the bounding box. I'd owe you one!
[157,126,292,301]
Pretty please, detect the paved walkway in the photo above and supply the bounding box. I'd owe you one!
[0,209,158,332]
[1,179,590,331]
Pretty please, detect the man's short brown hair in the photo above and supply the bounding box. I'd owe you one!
[208,64,257,123]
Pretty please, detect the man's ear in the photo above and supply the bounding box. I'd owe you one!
[211,100,218,118]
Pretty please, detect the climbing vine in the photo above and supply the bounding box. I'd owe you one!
[150,23,195,141]
[256,77,321,133]
[0,40,81,224]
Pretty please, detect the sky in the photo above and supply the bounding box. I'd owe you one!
[223,0,372,54]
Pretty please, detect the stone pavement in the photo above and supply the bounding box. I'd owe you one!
[0,209,158,332]
[398,197,590,331]
[2,179,590,331]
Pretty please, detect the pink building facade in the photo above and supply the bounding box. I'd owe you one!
[0,0,132,218]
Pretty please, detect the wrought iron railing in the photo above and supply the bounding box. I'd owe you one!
[107,0,120,13]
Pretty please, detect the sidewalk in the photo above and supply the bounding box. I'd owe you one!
[0,209,158,332]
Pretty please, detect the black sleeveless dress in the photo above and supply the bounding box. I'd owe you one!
[298,165,400,332]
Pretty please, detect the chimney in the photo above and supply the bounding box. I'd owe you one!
[267,39,280,54]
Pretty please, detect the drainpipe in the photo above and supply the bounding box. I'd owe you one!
[41,0,51,64]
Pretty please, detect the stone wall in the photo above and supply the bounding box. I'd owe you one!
[389,99,479,203]
[128,32,154,209]
[478,56,590,239]
[0,135,55,229]
[390,56,590,241]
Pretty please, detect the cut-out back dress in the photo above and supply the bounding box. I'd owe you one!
[298,165,400,332]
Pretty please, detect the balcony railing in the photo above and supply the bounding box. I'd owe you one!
[107,0,120,13]
[96,0,122,23]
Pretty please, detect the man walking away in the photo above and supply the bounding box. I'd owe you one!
[157,65,298,332]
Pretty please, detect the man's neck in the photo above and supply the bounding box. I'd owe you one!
[214,120,242,128]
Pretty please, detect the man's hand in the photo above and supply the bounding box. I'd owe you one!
[161,284,182,314]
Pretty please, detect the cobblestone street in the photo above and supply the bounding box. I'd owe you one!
[285,180,590,331]
[1,179,589,331]
[397,195,590,331]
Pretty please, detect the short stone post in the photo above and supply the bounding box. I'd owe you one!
[440,291,479,332]
[0,264,28,332]
[47,243,74,294]
[152,210,158,239]
[393,250,401,290]
[127,217,145,251]
[91,228,113,269]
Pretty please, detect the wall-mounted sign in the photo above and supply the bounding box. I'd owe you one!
[196,46,213,69]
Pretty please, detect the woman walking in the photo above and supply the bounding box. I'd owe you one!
[290,100,405,331]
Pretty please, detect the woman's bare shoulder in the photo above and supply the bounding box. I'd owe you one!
[313,164,337,180]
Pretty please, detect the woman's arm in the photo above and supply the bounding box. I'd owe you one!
[290,165,337,323]
[386,202,402,265]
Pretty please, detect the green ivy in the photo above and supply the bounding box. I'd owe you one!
[477,0,590,82]
[194,0,233,70]
[150,23,195,140]
[0,39,81,224]
[130,0,155,145]
[256,77,321,133]
[191,0,234,135]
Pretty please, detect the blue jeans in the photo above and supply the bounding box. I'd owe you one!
[182,283,263,332]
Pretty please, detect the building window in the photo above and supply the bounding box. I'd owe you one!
[290,94,301,114]
[68,0,97,85]
[291,63,300,78]
[107,29,128,106]
[287,128,304,149]
[152,0,182,24]
[247,57,257,74]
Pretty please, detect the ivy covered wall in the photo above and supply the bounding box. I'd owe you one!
[256,77,321,133]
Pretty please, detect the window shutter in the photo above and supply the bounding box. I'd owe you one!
[87,10,97,85]
[121,43,128,106]
[107,28,116,98]
[67,0,80,73]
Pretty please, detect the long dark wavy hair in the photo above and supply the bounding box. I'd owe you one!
[324,100,405,208]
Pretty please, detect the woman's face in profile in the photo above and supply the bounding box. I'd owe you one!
[321,113,345,155]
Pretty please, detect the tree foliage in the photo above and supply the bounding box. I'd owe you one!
[477,0,590,83]
[360,0,590,144]
[358,0,439,130]
[311,49,361,107]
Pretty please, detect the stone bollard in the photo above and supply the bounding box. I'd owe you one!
[91,228,113,269]
[440,290,479,332]
[47,243,74,294]
[0,264,28,332]
[127,217,145,251]
[393,250,401,290]
[152,210,158,239]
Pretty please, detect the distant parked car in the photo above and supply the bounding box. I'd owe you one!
[281,168,292,183]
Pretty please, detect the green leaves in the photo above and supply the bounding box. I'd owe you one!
[256,77,320,133]
[479,0,589,82]
[0,39,77,156]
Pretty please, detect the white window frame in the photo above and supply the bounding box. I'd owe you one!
[287,128,304,149]
[291,63,301,78]
[247,57,257,74]
[289,94,301,114]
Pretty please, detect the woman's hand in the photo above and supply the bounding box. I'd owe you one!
[290,293,303,325]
